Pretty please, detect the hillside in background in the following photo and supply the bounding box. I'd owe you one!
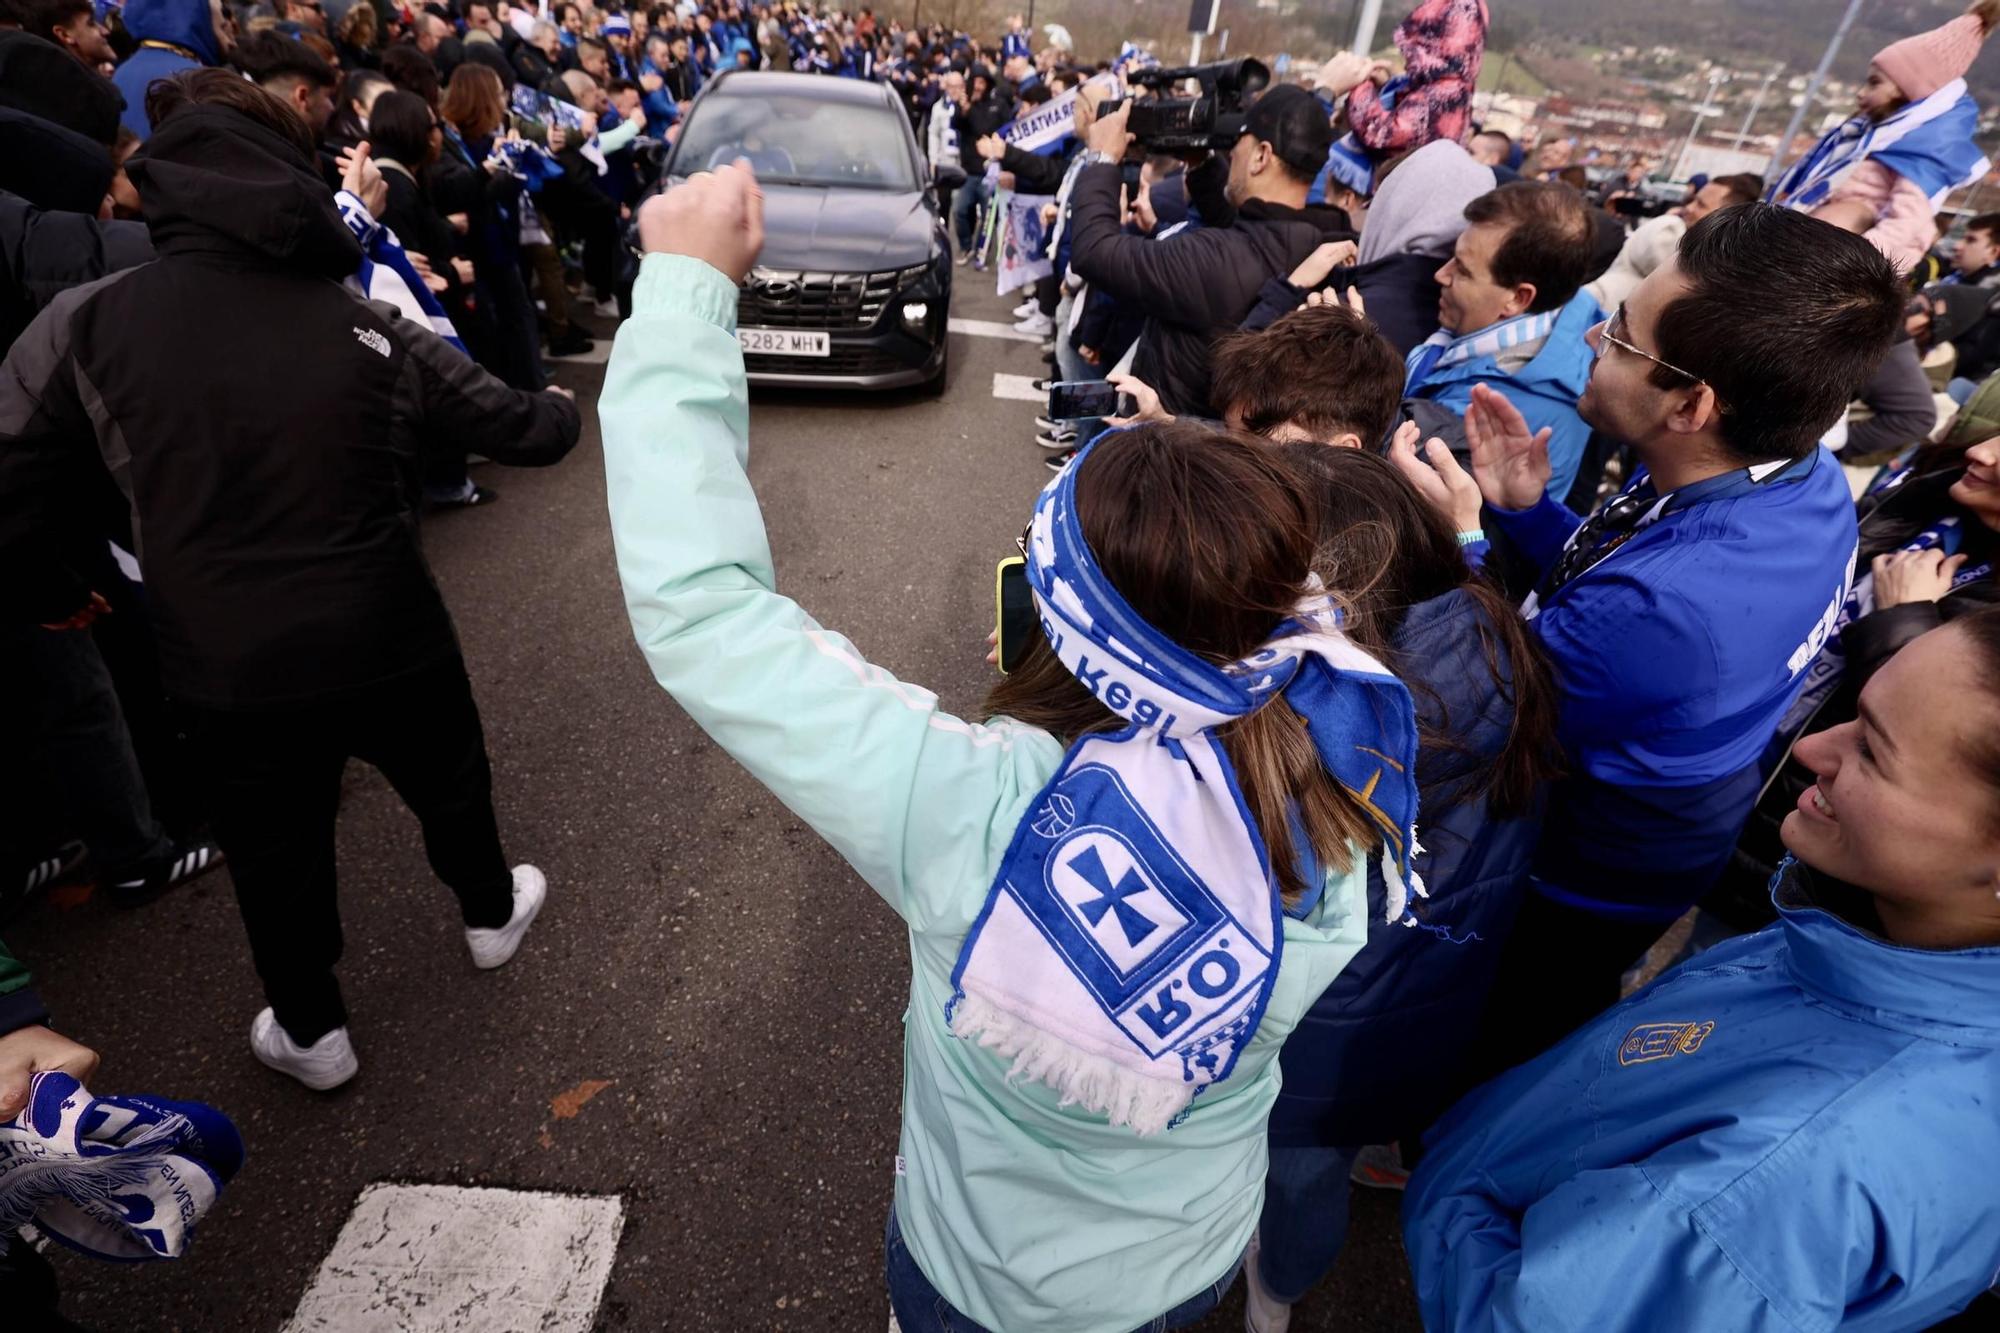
[1474,0,2000,103]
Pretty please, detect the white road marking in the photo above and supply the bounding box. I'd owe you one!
[991,372,1046,403]
[285,1184,623,1333]
[950,317,1044,343]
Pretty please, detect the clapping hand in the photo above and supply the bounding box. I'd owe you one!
[636,160,765,283]
[1386,421,1483,533]
[977,133,1007,162]
[1463,383,1552,511]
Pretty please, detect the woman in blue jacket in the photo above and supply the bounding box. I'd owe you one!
[604,165,1429,1333]
[1405,607,2000,1332]
[1247,445,1560,1329]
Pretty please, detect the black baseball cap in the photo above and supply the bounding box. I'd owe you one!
[1222,84,1334,175]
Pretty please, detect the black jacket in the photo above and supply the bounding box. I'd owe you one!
[1712,462,1999,927]
[951,95,1008,175]
[0,105,580,707]
[1843,335,1936,466]
[0,187,152,350]
[1066,161,1355,418]
[1241,250,1444,356]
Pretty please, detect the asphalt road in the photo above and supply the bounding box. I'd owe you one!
[14,277,1422,1333]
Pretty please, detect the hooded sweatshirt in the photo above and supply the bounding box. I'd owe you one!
[112,0,224,139]
[0,104,580,697]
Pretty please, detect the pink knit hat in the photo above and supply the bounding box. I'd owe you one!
[1874,0,2000,102]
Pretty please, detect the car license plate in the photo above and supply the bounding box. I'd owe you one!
[738,328,829,357]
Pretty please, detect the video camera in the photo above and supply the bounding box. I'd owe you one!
[1099,58,1270,154]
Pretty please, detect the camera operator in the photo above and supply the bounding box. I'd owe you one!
[1065,85,1355,419]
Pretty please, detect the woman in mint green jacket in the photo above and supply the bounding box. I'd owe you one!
[600,166,1411,1333]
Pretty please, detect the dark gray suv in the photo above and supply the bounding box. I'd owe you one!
[664,71,951,391]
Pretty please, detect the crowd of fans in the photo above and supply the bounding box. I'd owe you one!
[5,0,2000,1329]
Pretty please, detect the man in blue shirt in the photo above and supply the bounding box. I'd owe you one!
[1393,202,1903,1071]
[1404,181,1601,500]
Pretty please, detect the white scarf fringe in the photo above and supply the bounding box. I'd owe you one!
[949,992,1191,1136]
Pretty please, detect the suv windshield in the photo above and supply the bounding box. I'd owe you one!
[675,91,919,192]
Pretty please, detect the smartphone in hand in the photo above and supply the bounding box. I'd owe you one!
[1046,381,1137,421]
[994,556,1035,674]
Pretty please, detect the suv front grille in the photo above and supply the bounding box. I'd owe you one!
[738,268,904,330]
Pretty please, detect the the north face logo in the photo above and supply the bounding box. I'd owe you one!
[352,326,390,357]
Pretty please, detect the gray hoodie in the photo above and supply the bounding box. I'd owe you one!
[1357,139,1495,266]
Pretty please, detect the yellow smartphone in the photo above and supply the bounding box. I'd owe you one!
[994,556,1032,674]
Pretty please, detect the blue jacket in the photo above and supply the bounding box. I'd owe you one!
[1405,862,2000,1333]
[113,0,222,138]
[1491,450,1856,919]
[1407,290,1601,500]
[1270,588,1542,1149]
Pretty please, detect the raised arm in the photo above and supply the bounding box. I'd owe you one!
[600,168,1062,933]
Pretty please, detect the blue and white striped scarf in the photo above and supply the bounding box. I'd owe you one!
[335,190,465,353]
[947,437,1422,1134]
[1769,78,1990,211]
[0,1072,243,1262]
[1404,305,1560,393]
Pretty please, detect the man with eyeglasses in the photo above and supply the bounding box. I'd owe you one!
[1394,202,1904,1072]
[1403,180,1602,502]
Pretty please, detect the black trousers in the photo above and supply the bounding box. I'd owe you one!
[534,173,619,298]
[1468,890,1672,1087]
[181,655,515,1046]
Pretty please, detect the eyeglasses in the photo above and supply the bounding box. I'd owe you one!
[1597,303,1728,414]
[1597,303,1707,386]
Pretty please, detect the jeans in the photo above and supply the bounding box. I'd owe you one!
[1052,288,1108,440]
[1949,375,1980,405]
[952,176,989,253]
[884,1208,1241,1332]
[0,624,174,881]
[1256,1145,1360,1305]
[180,654,516,1045]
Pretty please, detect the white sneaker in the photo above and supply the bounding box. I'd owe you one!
[1013,311,1054,337]
[1242,1229,1293,1333]
[1011,298,1039,318]
[590,297,621,320]
[465,865,547,969]
[250,1008,358,1091]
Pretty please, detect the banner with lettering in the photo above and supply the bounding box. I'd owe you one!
[999,72,1122,157]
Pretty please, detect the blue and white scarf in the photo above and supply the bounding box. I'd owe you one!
[946,440,1422,1135]
[335,190,466,353]
[0,1072,243,1262]
[1780,512,1990,735]
[1769,78,1990,212]
[1404,305,1560,394]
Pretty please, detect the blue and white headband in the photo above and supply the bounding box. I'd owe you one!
[947,436,1422,1134]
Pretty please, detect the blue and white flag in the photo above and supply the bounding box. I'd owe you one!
[0,1072,243,1262]
[1000,71,1122,157]
[947,438,1422,1134]
[997,192,1055,295]
[1770,78,1990,212]
[1114,41,1157,76]
[511,85,608,174]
